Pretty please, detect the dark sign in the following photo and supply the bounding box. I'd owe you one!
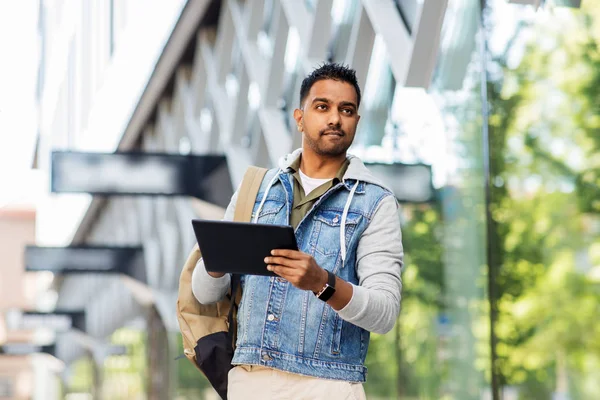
[51,151,233,208]
[366,162,435,204]
[21,311,86,332]
[0,344,55,357]
[25,245,146,284]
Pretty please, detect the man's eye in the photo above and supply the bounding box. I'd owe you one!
[316,104,327,110]
[342,109,354,115]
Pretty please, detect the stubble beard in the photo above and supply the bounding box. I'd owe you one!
[304,130,351,157]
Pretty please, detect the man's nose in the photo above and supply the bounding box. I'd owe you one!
[328,110,341,127]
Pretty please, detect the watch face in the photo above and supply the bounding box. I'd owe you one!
[319,285,336,302]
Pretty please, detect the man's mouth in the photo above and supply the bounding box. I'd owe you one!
[322,130,344,136]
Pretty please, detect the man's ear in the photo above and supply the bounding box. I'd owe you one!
[293,109,303,132]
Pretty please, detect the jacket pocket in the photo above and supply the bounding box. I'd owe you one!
[313,209,362,256]
[252,200,285,224]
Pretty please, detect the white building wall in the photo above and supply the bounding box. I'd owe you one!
[36,0,188,247]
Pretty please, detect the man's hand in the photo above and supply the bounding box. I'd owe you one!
[264,250,328,293]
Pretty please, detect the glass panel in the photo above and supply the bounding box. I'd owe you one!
[485,0,600,398]
[353,1,490,398]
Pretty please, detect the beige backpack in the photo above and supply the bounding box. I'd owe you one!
[176,166,267,399]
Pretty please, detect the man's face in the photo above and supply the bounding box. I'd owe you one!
[294,79,360,157]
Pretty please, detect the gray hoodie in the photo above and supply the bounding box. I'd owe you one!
[191,149,404,334]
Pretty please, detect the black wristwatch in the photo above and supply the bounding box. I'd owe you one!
[314,270,336,302]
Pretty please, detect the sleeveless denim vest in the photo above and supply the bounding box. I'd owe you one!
[231,168,392,382]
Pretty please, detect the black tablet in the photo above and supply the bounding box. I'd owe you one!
[192,219,298,276]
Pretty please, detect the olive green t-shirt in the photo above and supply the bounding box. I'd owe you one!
[288,156,349,229]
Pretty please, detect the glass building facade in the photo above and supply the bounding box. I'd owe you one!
[30,0,599,399]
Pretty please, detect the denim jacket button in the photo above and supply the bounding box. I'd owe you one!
[267,314,275,321]
[333,216,339,223]
[262,353,271,361]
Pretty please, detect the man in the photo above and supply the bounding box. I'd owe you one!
[191,63,403,399]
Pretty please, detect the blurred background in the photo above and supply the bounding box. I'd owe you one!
[0,0,598,399]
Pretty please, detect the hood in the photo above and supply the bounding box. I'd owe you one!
[278,148,394,193]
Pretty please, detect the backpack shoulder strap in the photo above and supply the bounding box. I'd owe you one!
[234,166,268,222]
[177,166,268,356]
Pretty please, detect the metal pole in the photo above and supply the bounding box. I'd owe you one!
[147,305,171,400]
[479,1,501,399]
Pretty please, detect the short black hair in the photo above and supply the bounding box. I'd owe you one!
[299,63,361,108]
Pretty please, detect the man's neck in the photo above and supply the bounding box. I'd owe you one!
[299,150,346,179]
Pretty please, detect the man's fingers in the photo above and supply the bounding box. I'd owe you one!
[267,264,295,276]
[270,249,305,259]
[264,256,300,267]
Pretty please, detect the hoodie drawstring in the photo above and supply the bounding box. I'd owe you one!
[254,171,359,267]
[340,180,359,265]
[253,169,281,223]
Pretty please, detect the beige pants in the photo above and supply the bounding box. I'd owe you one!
[228,365,367,400]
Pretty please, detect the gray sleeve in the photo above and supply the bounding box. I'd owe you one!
[336,194,403,334]
[190,188,239,304]
[191,258,231,304]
